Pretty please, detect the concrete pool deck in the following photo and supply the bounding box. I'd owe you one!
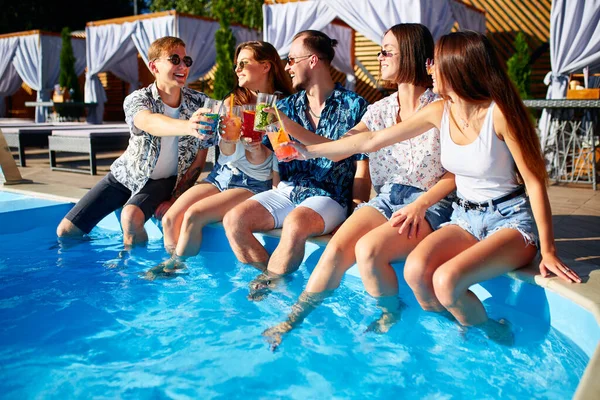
[2,159,600,399]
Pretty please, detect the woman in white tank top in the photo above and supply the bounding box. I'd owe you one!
[287,31,581,345]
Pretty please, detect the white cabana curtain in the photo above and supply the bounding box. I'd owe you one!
[0,37,19,118]
[178,16,220,80]
[0,64,23,118]
[85,22,139,123]
[85,13,260,123]
[263,0,485,91]
[0,33,87,121]
[449,1,486,32]
[12,34,62,122]
[539,0,600,147]
[322,23,355,90]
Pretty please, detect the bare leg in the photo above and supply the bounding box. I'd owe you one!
[175,188,254,258]
[121,205,148,246]
[356,220,433,333]
[223,199,276,270]
[162,183,219,252]
[305,206,387,292]
[403,226,477,312]
[263,290,330,351]
[432,228,537,345]
[262,207,386,343]
[56,218,85,238]
[266,206,326,276]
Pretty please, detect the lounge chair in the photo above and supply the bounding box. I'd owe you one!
[3,123,125,167]
[49,128,130,175]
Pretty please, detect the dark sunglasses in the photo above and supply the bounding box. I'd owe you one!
[156,54,193,68]
[233,60,250,72]
[285,54,317,66]
[425,58,434,75]
[377,49,395,58]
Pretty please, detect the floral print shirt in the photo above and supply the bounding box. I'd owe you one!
[362,89,445,192]
[111,83,214,196]
[274,84,368,208]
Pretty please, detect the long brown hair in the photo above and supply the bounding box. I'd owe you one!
[232,41,294,105]
[436,31,547,183]
[379,23,433,89]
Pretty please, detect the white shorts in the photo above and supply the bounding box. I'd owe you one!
[250,181,348,234]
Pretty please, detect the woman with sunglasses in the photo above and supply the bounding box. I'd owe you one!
[263,24,455,349]
[281,31,582,344]
[151,41,293,276]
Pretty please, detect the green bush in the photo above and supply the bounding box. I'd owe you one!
[212,0,237,99]
[507,32,531,100]
[59,27,82,101]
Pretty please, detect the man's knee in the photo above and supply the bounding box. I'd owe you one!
[223,205,246,235]
[120,205,146,232]
[282,209,324,241]
[56,218,84,237]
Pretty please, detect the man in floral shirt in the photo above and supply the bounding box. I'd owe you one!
[224,30,370,298]
[57,36,214,246]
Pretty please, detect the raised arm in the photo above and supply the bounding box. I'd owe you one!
[274,109,369,145]
[133,109,206,138]
[496,108,581,283]
[296,101,443,162]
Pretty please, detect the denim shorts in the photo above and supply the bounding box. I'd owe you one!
[357,183,454,230]
[204,163,271,195]
[441,192,538,246]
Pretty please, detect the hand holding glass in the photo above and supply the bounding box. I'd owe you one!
[254,93,278,131]
[265,122,301,161]
[221,106,243,142]
[198,98,222,135]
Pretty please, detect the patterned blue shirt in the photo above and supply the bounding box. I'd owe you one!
[274,84,368,208]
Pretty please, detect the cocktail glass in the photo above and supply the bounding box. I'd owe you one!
[254,93,278,131]
[221,106,242,142]
[265,122,300,161]
[241,105,263,142]
[198,98,222,135]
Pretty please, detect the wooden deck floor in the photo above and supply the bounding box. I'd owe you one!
[5,149,600,266]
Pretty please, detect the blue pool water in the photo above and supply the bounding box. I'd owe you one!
[0,192,593,399]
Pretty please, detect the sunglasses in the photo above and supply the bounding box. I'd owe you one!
[285,54,316,66]
[377,49,395,58]
[155,54,193,68]
[425,58,434,75]
[233,60,251,72]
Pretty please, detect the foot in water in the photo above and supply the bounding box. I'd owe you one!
[143,257,187,281]
[247,273,288,301]
[365,297,406,334]
[262,321,293,351]
[477,318,514,346]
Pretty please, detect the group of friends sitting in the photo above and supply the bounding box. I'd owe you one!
[55,25,582,349]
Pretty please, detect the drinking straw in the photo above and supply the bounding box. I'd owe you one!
[229,94,234,117]
[273,104,283,128]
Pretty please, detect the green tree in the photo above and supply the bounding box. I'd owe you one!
[59,27,81,101]
[212,0,237,99]
[150,0,263,30]
[507,32,531,99]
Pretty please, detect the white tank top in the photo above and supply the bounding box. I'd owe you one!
[440,102,518,202]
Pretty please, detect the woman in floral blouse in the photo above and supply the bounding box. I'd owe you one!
[263,24,455,349]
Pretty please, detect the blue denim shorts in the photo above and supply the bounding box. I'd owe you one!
[441,192,538,246]
[358,183,454,230]
[204,163,271,195]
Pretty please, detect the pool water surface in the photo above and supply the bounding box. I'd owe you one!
[0,196,591,399]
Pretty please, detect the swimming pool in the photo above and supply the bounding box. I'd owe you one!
[0,190,598,398]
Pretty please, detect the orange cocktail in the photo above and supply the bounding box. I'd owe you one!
[266,123,299,161]
[221,106,242,141]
